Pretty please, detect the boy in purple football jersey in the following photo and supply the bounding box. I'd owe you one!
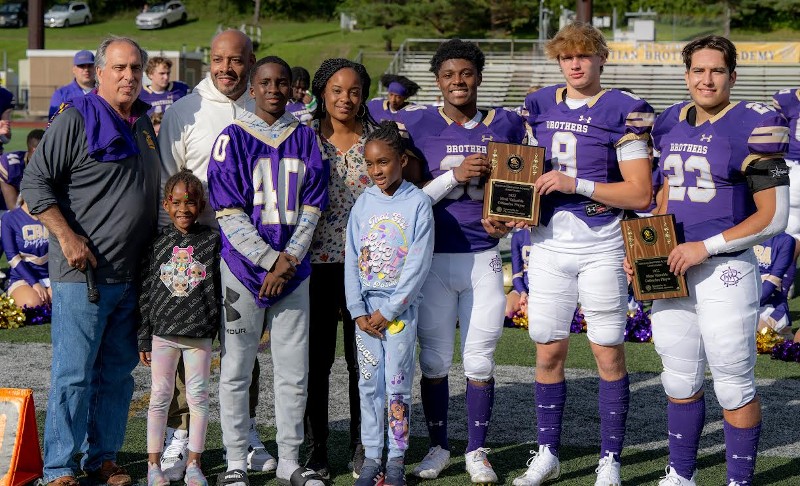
[367,74,420,123]
[643,36,789,486]
[754,232,795,338]
[207,56,328,486]
[0,129,43,210]
[397,39,529,484]
[772,88,800,261]
[515,22,654,486]
[139,57,190,116]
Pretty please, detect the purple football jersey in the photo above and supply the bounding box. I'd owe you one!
[208,116,329,308]
[510,229,531,294]
[1,207,49,286]
[754,232,795,311]
[367,98,413,123]
[287,100,314,124]
[139,81,190,116]
[772,88,800,161]
[653,101,789,244]
[525,85,655,227]
[397,106,528,253]
[0,150,25,191]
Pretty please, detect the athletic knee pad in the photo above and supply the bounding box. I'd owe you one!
[463,354,494,382]
[528,320,559,344]
[713,379,756,410]
[419,348,450,379]
[660,369,704,400]
[586,323,625,347]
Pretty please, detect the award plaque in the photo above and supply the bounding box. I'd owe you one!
[482,142,544,226]
[620,214,688,300]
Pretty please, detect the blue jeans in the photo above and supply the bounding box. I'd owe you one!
[43,281,139,482]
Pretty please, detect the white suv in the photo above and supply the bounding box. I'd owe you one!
[44,2,91,28]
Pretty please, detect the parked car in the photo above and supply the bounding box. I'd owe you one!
[0,2,27,28]
[135,1,187,30]
[44,1,91,28]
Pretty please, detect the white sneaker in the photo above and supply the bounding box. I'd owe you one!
[658,466,697,485]
[512,446,560,486]
[412,445,451,479]
[465,448,498,484]
[247,417,277,472]
[594,452,621,486]
[161,428,189,481]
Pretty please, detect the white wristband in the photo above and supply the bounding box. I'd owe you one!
[574,178,596,198]
[422,170,459,204]
[703,233,726,256]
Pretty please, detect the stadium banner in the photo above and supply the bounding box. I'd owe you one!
[607,42,800,65]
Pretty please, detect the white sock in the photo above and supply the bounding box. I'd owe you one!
[277,458,300,478]
[227,460,247,472]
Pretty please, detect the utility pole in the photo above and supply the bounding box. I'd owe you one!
[576,0,592,24]
[29,0,44,49]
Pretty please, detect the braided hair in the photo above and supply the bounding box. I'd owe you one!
[291,66,311,87]
[429,39,485,75]
[311,58,373,122]
[164,169,205,203]
[379,74,420,98]
[365,120,404,156]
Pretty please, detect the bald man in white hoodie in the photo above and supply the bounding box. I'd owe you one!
[156,29,275,481]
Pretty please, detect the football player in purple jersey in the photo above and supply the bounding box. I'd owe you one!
[287,66,317,125]
[754,232,795,339]
[367,74,420,123]
[515,22,654,486]
[207,56,328,486]
[396,39,529,484]
[0,129,43,210]
[139,57,190,116]
[772,88,800,265]
[640,36,790,486]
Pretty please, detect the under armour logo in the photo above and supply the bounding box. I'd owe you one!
[428,421,444,427]
[668,431,683,439]
[579,115,592,124]
[481,134,494,142]
[474,421,490,427]
[537,404,556,409]
[732,454,754,461]
[700,134,713,142]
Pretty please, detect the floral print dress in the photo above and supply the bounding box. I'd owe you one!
[310,119,374,264]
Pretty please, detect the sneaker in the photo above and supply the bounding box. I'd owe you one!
[147,464,169,486]
[351,443,366,479]
[355,458,385,486]
[594,452,621,486]
[304,446,331,480]
[465,448,498,484]
[161,428,189,481]
[512,446,560,486]
[657,466,697,486]
[384,458,406,486]
[246,417,277,472]
[412,446,450,479]
[184,461,208,486]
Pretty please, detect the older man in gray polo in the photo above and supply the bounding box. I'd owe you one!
[21,36,160,486]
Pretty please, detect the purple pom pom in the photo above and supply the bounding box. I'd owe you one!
[22,303,52,326]
[771,341,800,362]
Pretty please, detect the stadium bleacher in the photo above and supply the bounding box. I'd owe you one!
[384,39,799,113]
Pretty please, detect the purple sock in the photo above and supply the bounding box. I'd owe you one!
[667,398,705,480]
[599,374,629,462]
[724,420,760,485]
[466,379,495,453]
[535,381,566,456]
[421,376,450,450]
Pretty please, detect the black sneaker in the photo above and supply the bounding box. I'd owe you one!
[354,458,384,486]
[304,448,331,481]
[351,444,366,479]
[384,458,406,486]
